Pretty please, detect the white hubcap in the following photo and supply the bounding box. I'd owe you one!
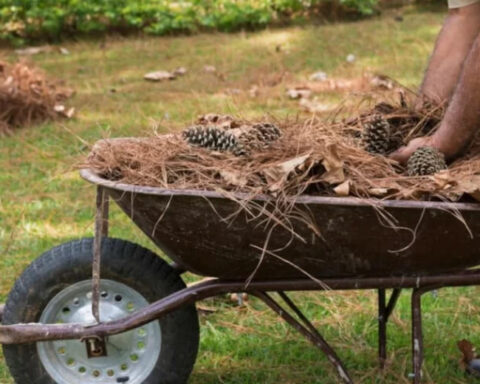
[37,280,161,384]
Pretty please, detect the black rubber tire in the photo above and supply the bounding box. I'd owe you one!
[2,237,199,384]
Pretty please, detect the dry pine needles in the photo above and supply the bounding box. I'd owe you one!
[0,59,74,135]
[85,93,480,203]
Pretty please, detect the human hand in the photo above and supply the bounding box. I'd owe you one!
[389,136,435,165]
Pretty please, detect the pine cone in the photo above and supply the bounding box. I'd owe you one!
[407,146,447,176]
[183,125,245,155]
[252,123,281,142]
[239,123,282,152]
[362,115,392,155]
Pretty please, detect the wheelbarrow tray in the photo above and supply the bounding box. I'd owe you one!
[81,169,480,280]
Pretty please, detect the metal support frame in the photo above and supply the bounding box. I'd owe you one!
[378,288,402,368]
[410,286,439,384]
[1,274,480,344]
[92,186,109,323]
[254,291,353,384]
[0,276,479,383]
[87,186,110,357]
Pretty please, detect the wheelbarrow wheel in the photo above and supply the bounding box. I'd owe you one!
[2,237,199,384]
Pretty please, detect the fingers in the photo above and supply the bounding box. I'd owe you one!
[388,137,434,165]
[389,146,409,164]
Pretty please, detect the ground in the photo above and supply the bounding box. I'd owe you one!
[0,4,479,384]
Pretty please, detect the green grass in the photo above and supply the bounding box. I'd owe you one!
[1,4,479,384]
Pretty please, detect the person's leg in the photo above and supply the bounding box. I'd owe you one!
[420,1,480,104]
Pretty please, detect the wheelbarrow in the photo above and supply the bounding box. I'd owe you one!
[2,166,480,384]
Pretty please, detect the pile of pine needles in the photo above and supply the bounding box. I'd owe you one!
[0,60,74,135]
[85,92,480,203]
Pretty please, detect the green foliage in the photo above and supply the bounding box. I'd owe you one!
[0,0,379,44]
[340,0,379,15]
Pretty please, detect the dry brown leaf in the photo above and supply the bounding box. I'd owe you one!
[456,175,480,192]
[299,98,333,113]
[309,71,328,82]
[220,169,248,188]
[458,339,476,364]
[54,104,66,113]
[368,188,389,197]
[286,87,311,99]
[264,153,312,194]
[196,113,240,129]
[346,54,356,63]
[224,88,242,95]
[454,175,480,201]
[370,74,395,90]
[278,153,311,174]
[433,171,454,189]
[203,65,216,73]
[248,85,259,98]
[321,144,345,184]
[54,105,75,118]
[173,67,187,76]
[65,107,75,119]
[289,74,397,97]
[334,180,350,196]
[144,71,176,82]
[15,46,52,56]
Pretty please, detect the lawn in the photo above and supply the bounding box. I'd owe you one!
[1,4,479,383]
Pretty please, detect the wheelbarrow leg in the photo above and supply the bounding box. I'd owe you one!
[378,288,401,368]
[92,186,109,323]
[378,289,387,368]
[254,291,354,384]
[411,288,425,384]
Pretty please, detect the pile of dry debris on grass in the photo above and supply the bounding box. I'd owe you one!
[86,93,480,203]
[0,60,74,135]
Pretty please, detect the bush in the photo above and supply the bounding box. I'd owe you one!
[0,0,380,45]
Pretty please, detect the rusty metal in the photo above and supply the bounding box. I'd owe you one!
[254,291,353,384]
[411,286,439,384]
[2,272,480,346]
[92,186,109,324]
[80,168,480,280]
[411,289,423,384]
[378,289,387,368]
[101,187,109,238]
[378,288,401,368]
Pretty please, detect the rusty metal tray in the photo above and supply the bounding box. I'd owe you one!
[80,168,480,280]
